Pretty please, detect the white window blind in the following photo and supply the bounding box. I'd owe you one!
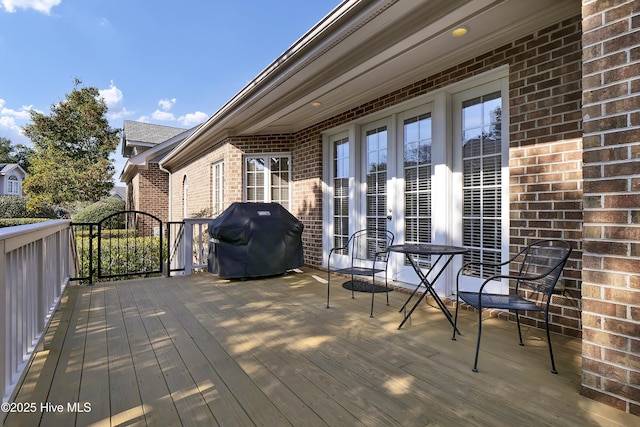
[461,91,502,278]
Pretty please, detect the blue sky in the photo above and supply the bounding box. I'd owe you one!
[0,0,339,180]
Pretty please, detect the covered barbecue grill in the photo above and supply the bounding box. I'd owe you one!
[207,202,304,279]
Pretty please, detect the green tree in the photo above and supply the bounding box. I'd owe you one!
[22,79,120,213]
[0,137,34,172]
[0,137,12,161]
[11,144,35,173]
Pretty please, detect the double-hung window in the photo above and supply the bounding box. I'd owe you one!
[245,154,291,210]
[7,175,20,195]
[212,161,224,216]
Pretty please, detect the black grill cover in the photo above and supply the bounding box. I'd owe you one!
[207,202,304,279]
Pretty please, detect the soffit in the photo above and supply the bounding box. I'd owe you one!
[164,0,579,167]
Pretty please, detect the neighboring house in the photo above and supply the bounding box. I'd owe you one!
[0,163,26,196]
[109,186,126,202]
[156,0,638,414]
[119,120,198,225]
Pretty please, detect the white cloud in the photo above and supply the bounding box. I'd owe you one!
[158,98,176,111]
[178,111,208,127]
[151,110,175,121]
[99,81,132,120]
[1,0,61,14]
[0,99,34,121]
[0,115,18,130]
[137,98,207,127]
[0,99,36,144]
[0,99,36,137]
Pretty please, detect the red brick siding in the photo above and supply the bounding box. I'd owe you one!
[124,163,169,236]
[581,0,640,415]
[168,136,295,221]
[290,15,584,335]
[135,164,169,224]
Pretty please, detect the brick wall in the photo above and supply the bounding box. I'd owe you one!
[168,135,295,221]
[289,15,584,335]
[581,0,640,415]
[135,163,169,224]
[508,16,584,337]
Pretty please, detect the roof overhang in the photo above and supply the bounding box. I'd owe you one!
[120,126,199,182]
[0,164,27,178]
[161,0,580,169]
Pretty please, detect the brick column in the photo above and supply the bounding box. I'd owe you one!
[581,0,640,415]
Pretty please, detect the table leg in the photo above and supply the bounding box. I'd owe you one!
[398,254,461,334]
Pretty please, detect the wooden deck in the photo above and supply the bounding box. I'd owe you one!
[5,268,637,427]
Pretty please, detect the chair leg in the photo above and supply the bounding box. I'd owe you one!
[516,310,524,346]
[385,270,390,306]
[351,274,355,299]
[452,297,460,341]
[326,270,331,309]
[472,309,482,372]
[545,309,558,374]
[370,276,375,318]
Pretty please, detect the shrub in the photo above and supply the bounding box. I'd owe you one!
[0,218,50,228]
[0,195,28,218]
[0,196,57,219]
[75,234,165,283]
[72,198,125,225]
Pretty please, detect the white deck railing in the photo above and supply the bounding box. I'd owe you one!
[0,220,75,403]
[0,217,208,404]
[183,218,210,274]
[168,218,210,275]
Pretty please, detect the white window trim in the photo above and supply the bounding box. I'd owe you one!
[243,153,292,208]
[212,160,224,216]
[451,77,510,295]
[182,175,188,219]
[7,174,20,195]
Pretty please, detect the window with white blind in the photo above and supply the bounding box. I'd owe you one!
[245,155,291,210]
[404,113,432,267]
[182,176,188,218]
[333,137,350,254]
[365,126,388,236]
[461,91,503,279]
[212,161,224,216]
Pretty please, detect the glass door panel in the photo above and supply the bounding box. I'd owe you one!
[403,113,432,268]
[365,126,388,235]
[455,84,508,294]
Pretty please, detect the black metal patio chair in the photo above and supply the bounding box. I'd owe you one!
[452,239,572,374]
[327,229,394,317]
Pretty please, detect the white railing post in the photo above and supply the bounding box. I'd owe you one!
[184,219,194,275]
[0,237,6,410]
[182,218,210,275]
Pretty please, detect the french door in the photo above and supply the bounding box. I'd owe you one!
[324,76,508,294]
[453,80,509,294]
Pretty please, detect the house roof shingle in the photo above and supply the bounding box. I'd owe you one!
[123,120,188,145]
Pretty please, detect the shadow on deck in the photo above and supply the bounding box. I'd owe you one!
[5,268,637,426]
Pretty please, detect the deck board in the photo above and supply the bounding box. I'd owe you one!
[5,268,638,427]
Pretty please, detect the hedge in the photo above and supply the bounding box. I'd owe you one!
[0,218,50,228]
[75,235,166,283]
[72,198,125,224]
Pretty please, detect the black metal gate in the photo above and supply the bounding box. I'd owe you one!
[97,210,163,280]
[71,210,165,284]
